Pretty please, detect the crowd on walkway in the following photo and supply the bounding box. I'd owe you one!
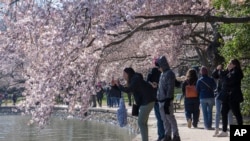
[89,81,133,108]
[90,56,245,141]
[0,91,17,106]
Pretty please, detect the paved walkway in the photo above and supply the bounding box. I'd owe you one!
[97,104,230,141]
[125,105,230,141]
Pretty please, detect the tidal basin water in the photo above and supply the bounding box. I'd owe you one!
[0,116,136,141]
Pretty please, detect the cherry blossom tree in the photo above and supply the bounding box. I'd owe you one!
[0,0,249,126]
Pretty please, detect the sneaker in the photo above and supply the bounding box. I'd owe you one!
[187,119,192,128]
[193,124,198,128]
[173,135,181,141]
[163,136,171,141]
[217,131,228,137]
[213,128,219,137]
[204,127,213,130]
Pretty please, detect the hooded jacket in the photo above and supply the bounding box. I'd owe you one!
[157,56,176,101]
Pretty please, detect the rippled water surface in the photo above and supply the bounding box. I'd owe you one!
[0,116,135,141]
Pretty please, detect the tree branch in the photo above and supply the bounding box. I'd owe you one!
[190,33,213,44]
[103,55,150,63]
[135,14,250,23]
[9,0,20,6]
[103,19,157,49]
[102,14,250,50]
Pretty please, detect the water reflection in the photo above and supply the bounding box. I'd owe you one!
[0,116,136,141]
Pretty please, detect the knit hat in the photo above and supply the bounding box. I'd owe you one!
[200,66,208,75]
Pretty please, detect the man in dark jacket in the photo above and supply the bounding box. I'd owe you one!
[157,56,181,141]
[147,60,165,141]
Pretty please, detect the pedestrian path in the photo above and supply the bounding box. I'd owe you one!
[94,104,231,141]
[131,107,230,141]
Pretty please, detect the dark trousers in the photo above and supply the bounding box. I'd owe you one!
[127,93,132,106]
[97,96,103,107]
[221,101,243,132]
[90,95,96,107]
[184,99,200,127]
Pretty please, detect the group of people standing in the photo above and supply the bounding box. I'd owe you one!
[91,57,244,141]
[116,57,244,141]
[182,59,244,138]
[113,56,181,141]
[0,92,17,106]
[90,81,122,108]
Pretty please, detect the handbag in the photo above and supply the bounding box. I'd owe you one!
[132,104,139,116]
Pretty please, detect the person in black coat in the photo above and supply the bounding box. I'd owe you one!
[115,67,155,141]
[147,61,165,141]
[215,59,244,137]
[96,85,104,107]
[212,64,234,136]
[110,80,122,107]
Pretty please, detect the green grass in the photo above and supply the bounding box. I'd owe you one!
[175,87,182,95]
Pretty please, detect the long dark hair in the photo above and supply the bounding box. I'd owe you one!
[230,59,242,70]
[186,69,198,84]
[124,67,135,84]
[230,58,243,76]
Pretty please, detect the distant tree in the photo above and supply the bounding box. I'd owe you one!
[212,0,250,116]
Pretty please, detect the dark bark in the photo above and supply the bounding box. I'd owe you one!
[104,14,250,49]
[135,14,250,24]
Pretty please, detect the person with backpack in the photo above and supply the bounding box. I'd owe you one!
[196,66,216,130]
[182,69,200,128]
[115,67,155,141]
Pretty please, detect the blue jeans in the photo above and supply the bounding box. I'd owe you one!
[154,102,165,140]
[138,102,155,141]
[110,97,116,107]
[215,96,233,129]
[107,95,111,107]
[115,97,120,107]
[200,98,214,129]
